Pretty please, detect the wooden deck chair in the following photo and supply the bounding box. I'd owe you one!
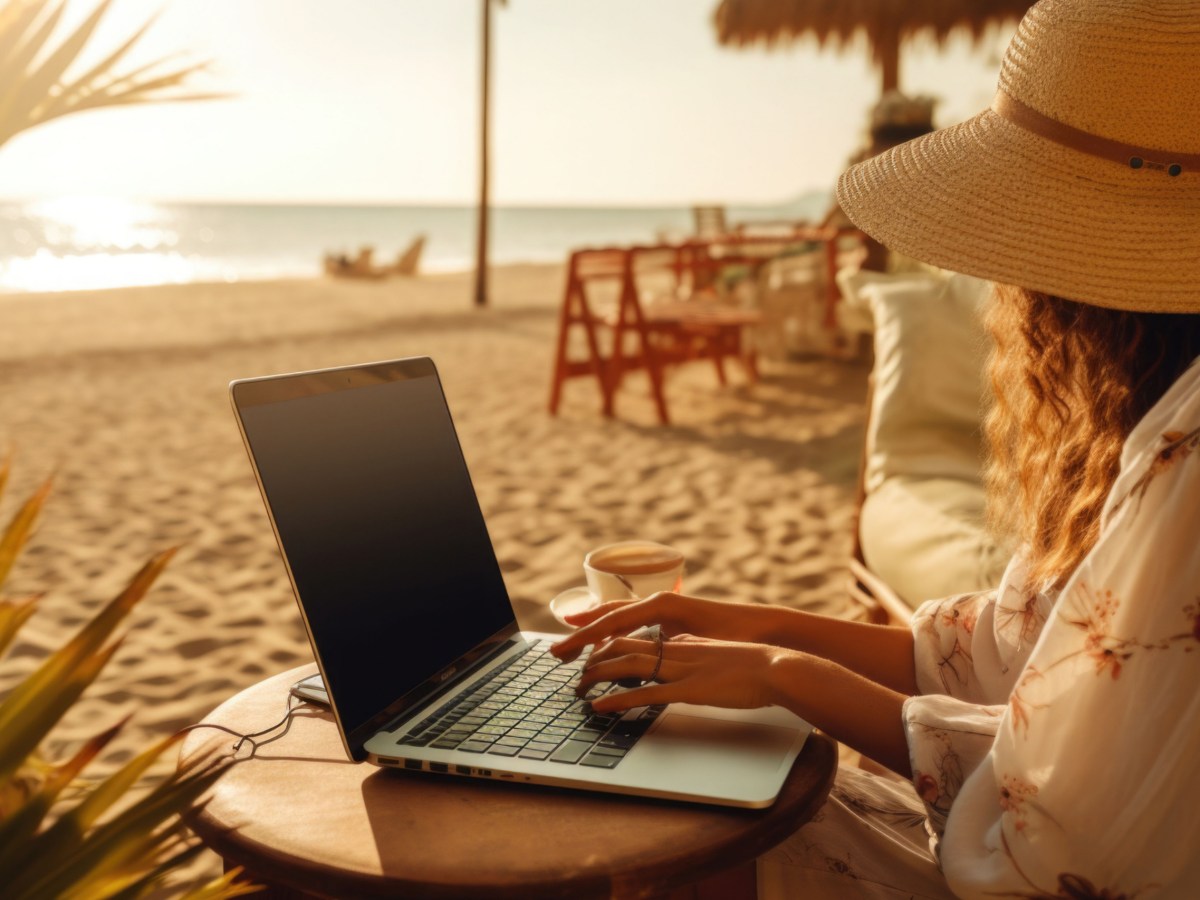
[548,245,760,425]
[548,248,627,420]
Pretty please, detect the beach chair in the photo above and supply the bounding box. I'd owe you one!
[692,205,728,239]
[548,245,761,425]
[392,235,426,276]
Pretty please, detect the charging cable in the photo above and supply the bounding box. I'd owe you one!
[176,693,323,761]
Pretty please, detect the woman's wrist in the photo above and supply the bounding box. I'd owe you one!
[763,647,913,776]
[764,648,811,713]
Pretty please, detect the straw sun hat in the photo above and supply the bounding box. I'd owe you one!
[835,0,1200,314]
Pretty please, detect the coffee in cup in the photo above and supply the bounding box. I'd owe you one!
[583,540,684,602]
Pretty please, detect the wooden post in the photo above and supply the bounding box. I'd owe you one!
[878,24,900,95]
[473,0,492,308]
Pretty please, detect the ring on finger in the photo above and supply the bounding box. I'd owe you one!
[641,626,665,686]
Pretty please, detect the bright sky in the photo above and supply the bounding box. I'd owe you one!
[0,0,1014,206]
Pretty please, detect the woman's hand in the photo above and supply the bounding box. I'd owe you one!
[550,591,759,664]
[574,633,787,714]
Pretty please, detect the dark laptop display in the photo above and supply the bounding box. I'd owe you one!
[232,358,514,755]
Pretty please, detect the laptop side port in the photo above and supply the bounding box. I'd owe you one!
[455,765,472,775]
[430,762,449,773]
[376,757,399,766]
[404,759,422,771]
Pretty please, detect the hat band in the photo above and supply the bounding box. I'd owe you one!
[992,89,1200,176]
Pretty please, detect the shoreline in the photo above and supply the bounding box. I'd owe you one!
[0,260,566,300]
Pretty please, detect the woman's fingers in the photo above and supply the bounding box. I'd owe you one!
[561,599,634,627]
[552,596,661,661]
[590,681,677,714]
[584,636,656,668]
[575,654,667,695]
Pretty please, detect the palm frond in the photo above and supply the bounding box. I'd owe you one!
[0,0,225,151]
[37,8,158,117]
[0,1,67,121]
[7,0,114,130]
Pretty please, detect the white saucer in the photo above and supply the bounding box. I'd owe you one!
[548,586,600,626]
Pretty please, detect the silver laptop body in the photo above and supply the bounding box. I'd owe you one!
[230,357,811,808]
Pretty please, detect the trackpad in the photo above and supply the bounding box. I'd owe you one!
[651,713,795,768]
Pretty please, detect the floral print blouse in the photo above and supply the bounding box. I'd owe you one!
[903,359,1200,899]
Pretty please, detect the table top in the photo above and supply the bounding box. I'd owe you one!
[180,664,837,900]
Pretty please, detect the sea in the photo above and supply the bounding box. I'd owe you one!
[0,194,830,294]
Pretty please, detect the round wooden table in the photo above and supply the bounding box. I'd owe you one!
[181,664,837,899]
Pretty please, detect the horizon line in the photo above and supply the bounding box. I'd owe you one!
[0,190,832,210]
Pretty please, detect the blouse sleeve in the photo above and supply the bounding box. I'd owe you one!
[937,372,1200,897]
[911,560,1057,707]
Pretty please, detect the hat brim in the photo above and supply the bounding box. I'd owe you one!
[836,108,1200,313]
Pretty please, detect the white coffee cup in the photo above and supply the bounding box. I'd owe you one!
[583,540,684,603]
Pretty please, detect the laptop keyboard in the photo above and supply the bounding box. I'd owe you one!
[394,641,664,769]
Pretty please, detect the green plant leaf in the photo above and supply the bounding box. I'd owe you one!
[0,716,127,874]
[68,839,206,900]
[180,868,263,900]
[0,637,123,787]
[9,761,227,900]
[31,728,187,859]
[0,476,51,589]
[0,594,40,660]
[0,546,175,781]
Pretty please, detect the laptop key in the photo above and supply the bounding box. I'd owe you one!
[431,738,462,750]
[549,740,594,764]
[580,752,622,769]
[457,741,491,753]
[598,733,639,750]
[588,745,626,758]
[487,744,520,757]
[519,747,552,760]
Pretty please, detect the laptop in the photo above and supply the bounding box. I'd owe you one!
[229,356,812,808]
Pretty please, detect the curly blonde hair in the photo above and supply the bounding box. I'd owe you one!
[984,285,1200,590]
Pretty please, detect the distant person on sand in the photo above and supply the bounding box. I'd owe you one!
[554,2,1200,896]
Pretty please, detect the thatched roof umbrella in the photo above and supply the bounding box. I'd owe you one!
[713,0,1031,97]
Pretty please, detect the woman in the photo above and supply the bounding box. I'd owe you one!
[552,1,1200,896]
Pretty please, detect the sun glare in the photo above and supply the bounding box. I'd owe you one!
[0,196,216,292]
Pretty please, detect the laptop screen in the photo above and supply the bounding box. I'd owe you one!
[232,358,514,753]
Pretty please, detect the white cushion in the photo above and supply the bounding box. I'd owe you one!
[856,272,1006,609]
[860,476,1010,606]
[864,274,992,493]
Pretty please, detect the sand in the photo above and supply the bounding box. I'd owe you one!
[0,263,868,885]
